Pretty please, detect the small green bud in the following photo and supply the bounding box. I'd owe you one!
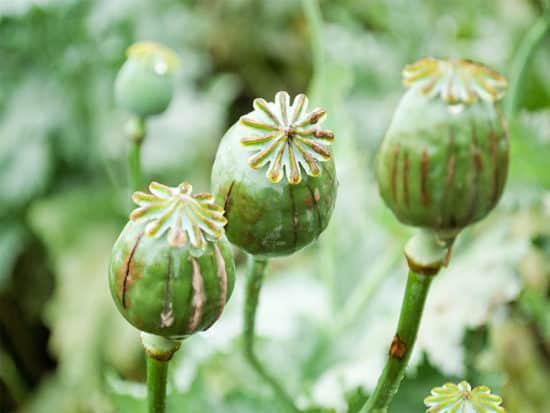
[211,91,337,256]
[114,42,179,118]
[377,58,509,242]
[109,181,235,339]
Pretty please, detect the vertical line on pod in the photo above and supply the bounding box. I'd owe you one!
[441,125,456,227]
[420,150,430,207]
[160,254,174,328]
[224,180,236,218]
[203,244,228,330]
[391,145,400,205]
[288,184,299,249]
[466,120,483,223]
[402,151,410,208]
[306,183,323,228]
[494,107,509,207]
[122,231,144,309]
[187,257,205,333]
[321,161,334,183]
[489,126,500,207]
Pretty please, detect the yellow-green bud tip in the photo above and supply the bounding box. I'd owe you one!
[127,41,180,75]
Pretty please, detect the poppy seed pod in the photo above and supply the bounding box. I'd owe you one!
[377,58,509,243]
[109,181,236,339]
[114,42,179,118]
[211,91,337,256]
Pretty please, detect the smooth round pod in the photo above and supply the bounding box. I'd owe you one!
[376,58,509,242]
[114,42,179,118]
[109,182,235,339]
[212,92,337,257]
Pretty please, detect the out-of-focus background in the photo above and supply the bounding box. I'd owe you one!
[1,0,550,412]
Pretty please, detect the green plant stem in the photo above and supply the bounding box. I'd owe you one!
[243,254,300,413]
[141,333,181,413]
[505,8,550,117]
[128,140,143,192]
[146,355,170,413]
[126,116,146,193]
[360,270,433,413]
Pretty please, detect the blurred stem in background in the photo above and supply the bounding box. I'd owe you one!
[243,255,301,413]
[505,5,550,117]
[125,116,146,193]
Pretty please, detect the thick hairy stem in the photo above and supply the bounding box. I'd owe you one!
[126,116,146,193]
[360,231,449,413]
[141,333,181,413]
[505,8,550,117]
[243,255,301,413]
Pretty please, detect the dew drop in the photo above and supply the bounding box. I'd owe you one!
[154,60,168,75]
[448,104,464,115]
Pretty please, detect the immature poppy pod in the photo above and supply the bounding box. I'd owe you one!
[211,91,337,256]
[377,58,509,244]
[109,181,236,339]
[115,42,179,118]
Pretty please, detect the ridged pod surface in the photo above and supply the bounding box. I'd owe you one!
[377,58,509,241]
[211,92,337,257]
[114,42,179,118]
[109,182,235,339]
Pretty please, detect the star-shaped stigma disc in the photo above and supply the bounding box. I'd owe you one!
[403,58,507,105]
[130,181,226,255]
[424,381,507,413]
[239,91,335,184]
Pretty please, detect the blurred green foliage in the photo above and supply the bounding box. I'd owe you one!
[1,0,550,412]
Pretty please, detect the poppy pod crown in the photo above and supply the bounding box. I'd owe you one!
[211,91,338,256]
[109,182,236,339]
[376,58,509,243]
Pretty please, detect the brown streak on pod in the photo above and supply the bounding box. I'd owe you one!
[420,150,430,206]
[160,254,174,328]
[203,244,228,330]
[187,256,205,332]
[306,183,323,228]
[489,129,499,206]
[122,231,144,309]
[288,184,298,249]
[402,151,410,208]
[224,180,236,218]
[464,121,483,224]
[442,125,455,199]
[391,145,400,204]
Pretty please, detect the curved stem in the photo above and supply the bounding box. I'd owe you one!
[146,355,170,413]
[360,270,433,413]
[505,8,550,118]
[243,255,301,413]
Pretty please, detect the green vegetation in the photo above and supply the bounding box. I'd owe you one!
[1,1,550,412]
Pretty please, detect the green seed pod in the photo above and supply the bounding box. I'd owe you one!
[377,58,509,242]
[211,91,337,256]
[114,42,179,118]
[109,181,236,339]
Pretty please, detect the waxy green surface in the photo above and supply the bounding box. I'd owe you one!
[109,221,235,338]
[114,42,178,118]
[211,121,337,257]
[377,89,509,236]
